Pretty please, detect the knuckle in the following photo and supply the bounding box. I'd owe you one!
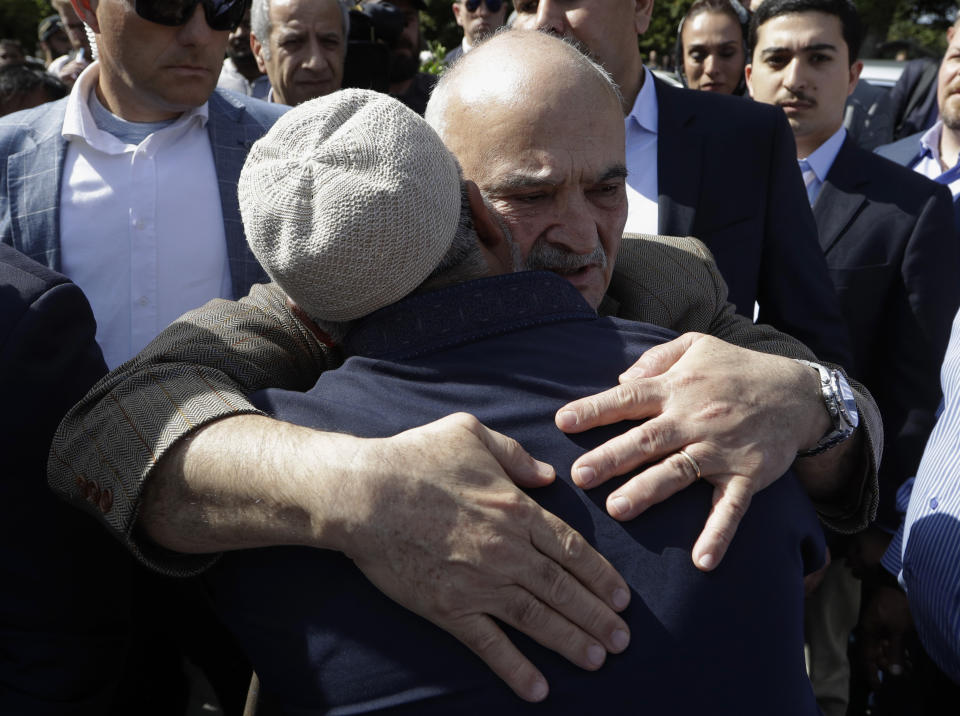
[506,591,549,630]
[559,527,586,562]
[461,620,503,659]
[633,423,668,455]
[539,560,574,607]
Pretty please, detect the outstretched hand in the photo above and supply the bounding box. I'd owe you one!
[555,332,828,572]
[343,413,632,702]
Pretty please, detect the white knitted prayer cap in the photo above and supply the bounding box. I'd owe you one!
[239,88,462,322]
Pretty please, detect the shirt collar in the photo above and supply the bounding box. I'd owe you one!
[626,66,659,135]
[920,120,944,163]
[800,125,846,183]
[62,61,209,153]
[344,272,596,361]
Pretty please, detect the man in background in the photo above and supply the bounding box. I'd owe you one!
[250,0,347,105]
[218,7,270,99]
[443,0,508,64]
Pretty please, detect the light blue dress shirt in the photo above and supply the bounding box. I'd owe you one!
[797,126,847,206]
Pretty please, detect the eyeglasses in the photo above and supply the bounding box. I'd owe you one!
[133,0,248,31]
[463,0,503,12]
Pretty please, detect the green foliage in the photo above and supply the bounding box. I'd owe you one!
[0,0,53,55]
[421,38,449,73]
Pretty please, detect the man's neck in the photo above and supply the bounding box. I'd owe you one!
[940,123,960,171]
[618,55,645,115]
[95,79,180,123]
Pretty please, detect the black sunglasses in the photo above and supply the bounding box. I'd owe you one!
[133,0,249,31]
[464,0,503,12]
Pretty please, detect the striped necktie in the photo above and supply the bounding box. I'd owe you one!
[799,159,818,206]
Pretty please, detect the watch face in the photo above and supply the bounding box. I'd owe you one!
[836,373,859,428]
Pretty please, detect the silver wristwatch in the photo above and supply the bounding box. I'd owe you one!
[795,359,859,456]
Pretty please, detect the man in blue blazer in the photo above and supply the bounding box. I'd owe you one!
[0,0,287,368]
[513,0,854,370]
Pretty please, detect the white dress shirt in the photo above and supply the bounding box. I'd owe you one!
[59,63,232,369]
[623,66,660,235]
[797,125,847,206]
[217,58,272,100]
[914,121,960,198]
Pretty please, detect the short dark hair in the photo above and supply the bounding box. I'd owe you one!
[748,0,863,63]
[683,0,748,35]
[0,63,67,114]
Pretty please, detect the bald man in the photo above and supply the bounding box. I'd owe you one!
[50,31,880,704]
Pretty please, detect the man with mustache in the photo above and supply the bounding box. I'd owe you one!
[512,0,854,372]
[50,26,884,705]
[250,0,348,105]
[208,75,826,712]
[746,1,960,713]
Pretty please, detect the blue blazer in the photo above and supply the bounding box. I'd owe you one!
[0,89,288,300]
[654,78,855,370]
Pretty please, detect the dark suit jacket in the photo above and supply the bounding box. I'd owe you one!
[887,59,940,141]
[0,89,288,299]
[442,44,464,65]
[653,79,854,370]
[0,243,134,714]
[815,138,960,526]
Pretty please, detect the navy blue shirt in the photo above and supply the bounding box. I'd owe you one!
[209,271,824,714]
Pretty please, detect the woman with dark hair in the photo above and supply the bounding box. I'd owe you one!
[676,0,750,96]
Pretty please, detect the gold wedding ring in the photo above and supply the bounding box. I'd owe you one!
[678,449,702,480]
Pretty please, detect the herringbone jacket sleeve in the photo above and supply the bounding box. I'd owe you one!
[47,282,338,574]
[609,234,880,535]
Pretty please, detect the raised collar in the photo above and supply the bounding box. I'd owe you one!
[345,271,597,361]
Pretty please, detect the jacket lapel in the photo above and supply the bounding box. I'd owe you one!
[206,90,259,299]
[654,79,703,236]
[7,102,68,270]
[813,138,868,255]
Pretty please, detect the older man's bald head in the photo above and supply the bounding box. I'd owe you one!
[423,30,629,310]
[424,30,622,141]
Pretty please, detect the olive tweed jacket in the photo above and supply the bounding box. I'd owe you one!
[48,233,881,573]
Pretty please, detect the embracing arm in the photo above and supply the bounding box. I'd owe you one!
[47,282,332,569]
[589,234,880,569]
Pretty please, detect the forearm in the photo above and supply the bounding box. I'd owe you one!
[139,414,358,555]
[47,283,336,568]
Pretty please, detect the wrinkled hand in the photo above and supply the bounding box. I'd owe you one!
[341,413,632,702]
[555,332,828,572]
[860,585,913,688]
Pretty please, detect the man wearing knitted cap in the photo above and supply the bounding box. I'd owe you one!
[202,87,828,712]
[50,31,880,705]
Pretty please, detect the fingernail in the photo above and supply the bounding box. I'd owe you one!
[610,495,630,517]
[698,553,715,570]
[587,644,605,667]
[575,465,596,487]
[556,410,578,430]
[529,678,548,701]
[612,587,630,610]
[611,628,630,651]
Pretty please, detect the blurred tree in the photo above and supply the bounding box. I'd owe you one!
[0,0,53,57]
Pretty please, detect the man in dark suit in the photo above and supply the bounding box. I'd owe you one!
[0,0,287,369]
[513,0,854,370]
[443,0,507,65]
[0,243,134,714]
[746,1,960,713]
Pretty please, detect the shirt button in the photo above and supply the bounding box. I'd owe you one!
[137,296,149,306]
[930,497,939,511]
